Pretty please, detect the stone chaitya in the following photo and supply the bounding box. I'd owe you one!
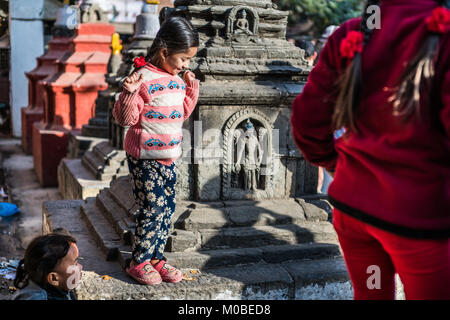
[46,0,347,299]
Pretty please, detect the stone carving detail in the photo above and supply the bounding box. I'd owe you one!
[223,109,273,197]
[233,119,263,191]
[226,6,259,43]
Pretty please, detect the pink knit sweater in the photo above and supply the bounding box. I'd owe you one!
[113,63,199,166]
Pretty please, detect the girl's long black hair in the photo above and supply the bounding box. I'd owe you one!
[138,15,199,69]
[333,0,449,134]
[14,233,77,289]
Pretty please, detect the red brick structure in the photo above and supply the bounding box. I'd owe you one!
[21,36,72,154]
[33,23,114,187]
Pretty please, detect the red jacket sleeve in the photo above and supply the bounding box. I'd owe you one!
[290,23,350,173]
[441,69,450,140]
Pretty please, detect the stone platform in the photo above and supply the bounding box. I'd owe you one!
[43,176,353,300]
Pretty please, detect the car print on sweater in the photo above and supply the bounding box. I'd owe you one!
[113,63,199,166]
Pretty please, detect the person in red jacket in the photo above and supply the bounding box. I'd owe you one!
[291,0,450,300]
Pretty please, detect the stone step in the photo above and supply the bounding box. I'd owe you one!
[117,241,343,275]
[173,199,316,231]
[81,150,104,177]
[81,150,125,181]
[166,220,338,252]
[92,141,127,166]
[83,149,122,174]
[210,257,349,291]
[88,116,108,127]
[80,198,129,261]
[77,256,350,300]
[58,158,111,200]
[81,124,109,139]
[120,242,341,271]
[95,190,135,245]
[108,175,140,218]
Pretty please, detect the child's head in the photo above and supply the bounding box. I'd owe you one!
[14,233,82,291]
[297,40,318,66]
[333,0,449,134]
[147,16,200,75]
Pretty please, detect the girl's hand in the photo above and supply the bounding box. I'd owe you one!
[183,70,196,87]
[123,72,144,93]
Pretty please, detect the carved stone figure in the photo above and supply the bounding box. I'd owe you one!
[235,10,252,35]
[234,120,263,191]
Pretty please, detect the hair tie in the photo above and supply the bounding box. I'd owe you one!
[340,31,364,60]
[133,56,147,68]
[426,7,450,34]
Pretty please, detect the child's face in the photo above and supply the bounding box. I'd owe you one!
[160,47,198,76]
[47,243,83,291]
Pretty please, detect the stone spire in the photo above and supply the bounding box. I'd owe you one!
[79,0,108,24]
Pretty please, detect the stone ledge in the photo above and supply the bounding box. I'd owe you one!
[57,158,111,200]
[74,257,350,300]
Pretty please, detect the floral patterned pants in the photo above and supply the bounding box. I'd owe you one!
[126,153,176,263]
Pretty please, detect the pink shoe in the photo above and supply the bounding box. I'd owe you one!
[126,261,162,285]
[152,260,183,283]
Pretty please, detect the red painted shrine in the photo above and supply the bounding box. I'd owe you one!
[32,23,115,186]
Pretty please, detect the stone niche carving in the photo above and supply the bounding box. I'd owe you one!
[222,109,274,199]
[226,6,259,44]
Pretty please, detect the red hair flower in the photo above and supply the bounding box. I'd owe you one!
[426,7,450,34]
[340,31,364,59]
[133,56,147,68]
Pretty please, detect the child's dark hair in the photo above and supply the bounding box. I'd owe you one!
[14,233,77,289]
[297,40,316,59]
[333,0,449,134]
[146,16,199,64]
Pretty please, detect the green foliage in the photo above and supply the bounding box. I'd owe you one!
[275,0,365,36]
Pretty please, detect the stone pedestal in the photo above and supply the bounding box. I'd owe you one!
[33,22,115,187]
[33,123,78,187]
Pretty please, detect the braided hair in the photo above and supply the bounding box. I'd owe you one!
[333,0,379,133]
[14,233,77,289]
[332,0,449,134]
[390,0,450,120]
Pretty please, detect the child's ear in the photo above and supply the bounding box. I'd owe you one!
[47,272,60,287]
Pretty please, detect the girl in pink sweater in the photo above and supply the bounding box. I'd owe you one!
[113,16,199,285]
